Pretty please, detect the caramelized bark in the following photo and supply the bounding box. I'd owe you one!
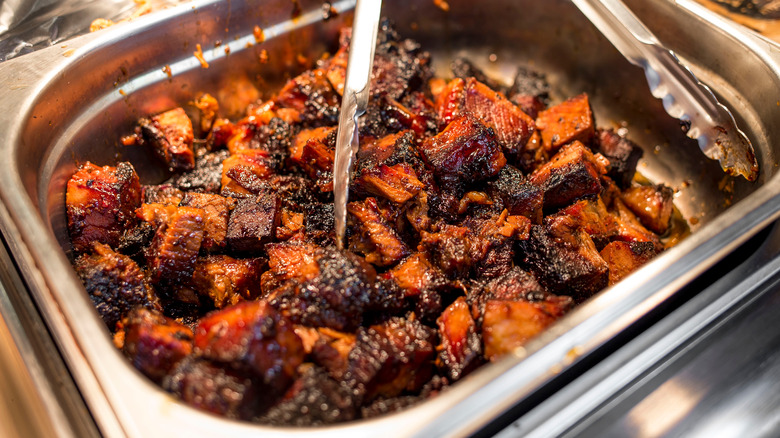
[144,205,205,286]
[190,255,266,308]
[387,252,445,297]
[289,126,336,191]
[437,296,481,380]
[600,241,658,285]
[520,225,609,301]
[420,115,506,184]
[259,366,356,425]
[163,357,265,420]
[594,129,643,188]
[344,317,436,402]
[226,194,281,253]
[536,93,595,151]
[621,184,675,235]
[486,165,544,223]
[529,141,608,210]
[221,149,275,196]
[75,243,160,329]
[274,68,341,127]
[482,298,568,360]
[67,162,142,253]
[195,300,304,388]
[270,248,381,331]
[347,198,410,267]
[137,107,195,171]
[180,192,230,251]
[436,78,535,158]
[122,307,193,383]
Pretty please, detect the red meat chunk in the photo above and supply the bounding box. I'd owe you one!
[436,296,481,380]
[122,307,193,383]
[137,107,195,172]
[180,192,230,252]
[600,241,659,285]
[529,141,608,210]
[348,198,410,267]
[420,115,506,184]
[190,255,266,308]
[194,300,304,389]
[482,298,569,360]
[536,93,595,151]
[226,194,281,253]
[74,243,160,329]
[621,184,675,235]
[141,205,205,286]
[67,161,142,253]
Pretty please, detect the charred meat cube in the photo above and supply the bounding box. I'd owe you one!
[529,141,608,210]
[259,366,356,426]
[180,192,230,251]
[137,107,195,172]
[535,93,595,151]
[195,300,304,389]
[546,198,618,249]
[143,184,184,205]
[190,255,265,308]
[309,327,357,380]
[205,117,234,151]
[304,202,335,245]
[464,78,536,158]
[480,266,547,303]
[274,68,341,127]
[289,126,336,192]
[435,78,535,158]
[387,252,445,297]
[611,198,663,250]
[166,149,228,194]
[67,161,142,253]
[486,165,544,223]
[594,129,643,188]
[122,307,193,383]
[437,296,481,380]
[226,194,281,253]
[420,115,506,184]
[369,20,432,102]
[263,241,321,290]
[271,248,380,331]
[482,298,569,361]
[621,184,675,235]
[143,205,205,286]
[220,149,275,197]
[347,198,411,267]
[75,243,161,329]
[450,57,505,92]
[507,66,551,119]
[163,357,265,420]
[344,317,436,403]
[353,163,425,204]
[600,241,658,286]
[520,224,609,301]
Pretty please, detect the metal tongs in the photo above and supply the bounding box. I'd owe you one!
[572,0,759,182]
[333,0,382,249]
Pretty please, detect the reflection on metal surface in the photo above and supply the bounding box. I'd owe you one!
[626,379,702,437]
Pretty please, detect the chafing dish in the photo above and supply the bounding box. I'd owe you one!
[1,0,780,436]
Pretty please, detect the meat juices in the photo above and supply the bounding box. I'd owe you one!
[66,21,680,425]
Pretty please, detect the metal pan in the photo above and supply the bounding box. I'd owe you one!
[1,0,779,436]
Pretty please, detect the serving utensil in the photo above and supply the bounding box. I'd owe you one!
[333,0,382,249]
[572,0,759,181]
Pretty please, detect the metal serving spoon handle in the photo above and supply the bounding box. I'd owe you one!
[571,0,759,181]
